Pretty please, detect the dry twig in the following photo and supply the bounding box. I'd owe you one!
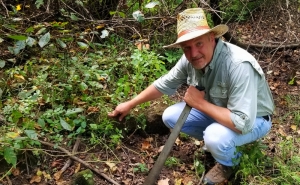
[53,137,81,180]
[38,140,120,185]
[0,0,9,17]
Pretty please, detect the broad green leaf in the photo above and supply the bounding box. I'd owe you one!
[59,117,73,131]
[25,26,34,33]
[109,11,116,15]
[66,108,84,116]
[0,37,3,43]
[38,32,50,48]
[0,60,5,68]
[79,82,88,90]
[11,110,22,123]
[35,27,46,35]
[118,11,126,18]
[90,124,98,130]
[8,35,27,41]
[77,42,88,49]
[24,130,38,140]
[4,147,17,167]
[38,118,45,128]
[145,1,160,8]
[70,13,79,21]
[26,37,36,47]
[56,39,67,48]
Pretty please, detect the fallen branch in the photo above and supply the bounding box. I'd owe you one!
[223,32,300,52]
[53,137,81,180]
[38,140,120,185]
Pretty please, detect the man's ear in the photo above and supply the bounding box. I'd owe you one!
[208,32,215,41]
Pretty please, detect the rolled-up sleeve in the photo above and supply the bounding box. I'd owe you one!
[228,62,260,134]
[153,55,188,95]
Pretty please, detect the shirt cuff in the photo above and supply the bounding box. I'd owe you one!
[230,112,251,134]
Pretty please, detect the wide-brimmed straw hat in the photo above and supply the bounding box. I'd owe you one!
[164,8,228,48]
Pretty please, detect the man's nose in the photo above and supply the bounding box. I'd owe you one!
[190,46,199,58]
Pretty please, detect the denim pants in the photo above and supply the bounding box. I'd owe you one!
[162,102,272,166]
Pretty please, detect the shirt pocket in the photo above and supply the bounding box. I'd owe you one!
[209,82,228,107]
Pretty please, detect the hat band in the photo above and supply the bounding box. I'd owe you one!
[178,26,210,38]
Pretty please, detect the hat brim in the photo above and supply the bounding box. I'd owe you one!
[163,24,229,48]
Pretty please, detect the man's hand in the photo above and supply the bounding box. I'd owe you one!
[184,86,206,109]
[108,101,134,121]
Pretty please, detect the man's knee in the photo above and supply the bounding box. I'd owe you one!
[162,102,186,129]
[203,123,234,152]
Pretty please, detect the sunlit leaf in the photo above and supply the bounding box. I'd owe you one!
[291,125,297,131]
[100,30,109,38]
[26,37,36,47]
[96,24,105,29]
[0,37,3,43]
[118,11,126,18]
[35,27,46,35]
[66,108,84,116]
[132,10,145,22]
[4,147,17,166]
[6,132,20,139]
[24,130,38,140]
[25,26,34,33]
[56,39,67,48]
[175,178,182,185]
[77,42,88,49]
[59,117,73,131]
[14,74,25,81]
[38,32,51,48]
[0,60,5,68]
[145,1,160,8]
[8,35,27,41]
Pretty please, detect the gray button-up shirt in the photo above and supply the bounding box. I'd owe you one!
[153,39,275,134]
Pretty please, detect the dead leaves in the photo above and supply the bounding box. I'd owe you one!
[30,169,51,184]
[158,178,170,185]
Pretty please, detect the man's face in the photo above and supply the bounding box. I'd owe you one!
[180,33,216,69]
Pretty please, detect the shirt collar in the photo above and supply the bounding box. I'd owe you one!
[207,39,224,70]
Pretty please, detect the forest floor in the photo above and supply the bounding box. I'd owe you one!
[1,1,300,185]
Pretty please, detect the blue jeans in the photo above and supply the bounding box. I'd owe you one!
[162,102,272,166]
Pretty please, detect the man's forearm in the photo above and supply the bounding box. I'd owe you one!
[129,84,164,108]
[196,100,242,134]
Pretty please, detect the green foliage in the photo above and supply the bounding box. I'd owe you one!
[272,138,300,184]
[133,163,149,173]
[35,0,44,9]
[111,49,167,102]
[193,151,205,177]
[236,141,270,180]
[165,156,181,168]
[220,0,264,22]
